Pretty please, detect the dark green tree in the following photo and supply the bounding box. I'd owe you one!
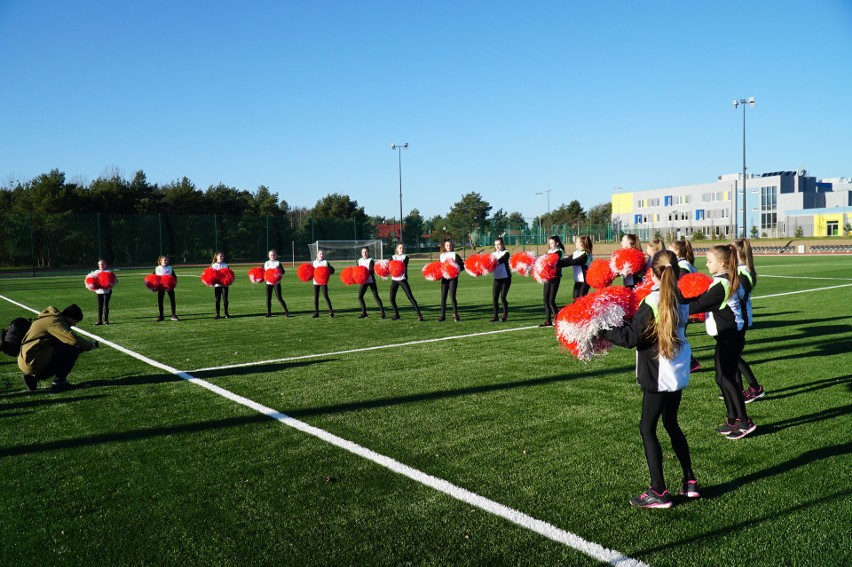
[445,192,491,244]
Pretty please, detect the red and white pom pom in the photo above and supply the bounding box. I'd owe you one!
[264,268,282,286]
[465,253,496,277]
[510,251,537,276]
[610,248,647,277]
[85,271,101,292]
[586,258,616,289]
[679,272,713,323]
[296,263,314,283]
[352,265,370,285]
[339,266,355,285]
[441,261,460,280]
[248,267,265,284]
[314,266,330,285]
[160,274,177,291]
[201,267,219,287]
[97,271,117,290]
[144,274,161,292]
[555,286,638,361]
[217,268,235,287]
[422,262,443,282]
[632,276,655,304]
[388,259,406,278]
[532,253,559,284]
[373,260,391,279]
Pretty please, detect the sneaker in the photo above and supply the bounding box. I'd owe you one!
[453,312,460,322]
[358,313,368,319]
[727,419,757,440]
[490,317,499,322]
[437,316,446,322]
[538,321,553,327]
[265,313,272,318]
[501,315,508,322]
[170,316,179,321]
[329,310,335,318]
[224,313,230,319]
[214,315,220,320]
[22,374,38,392]
[690,359,701,373]
[284,312,292,318]
[104,320,110,325]
[94,321,103,326]
[417,314,424,322]
[630,488,672,509]
[679,480,701,499]
[715,419,737,436]
[743,386,765,403]
[312,312,319,318]
[391,315,400,321]
[156,316,164,322]
[51,381,78,392]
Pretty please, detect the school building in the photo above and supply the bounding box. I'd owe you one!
[611,170,852,240]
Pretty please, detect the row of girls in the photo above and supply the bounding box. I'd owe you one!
[601,236,763,508]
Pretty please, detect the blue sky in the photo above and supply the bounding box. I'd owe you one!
[1,1,850,221]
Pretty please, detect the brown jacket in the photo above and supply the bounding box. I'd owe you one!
[17,306,95,375]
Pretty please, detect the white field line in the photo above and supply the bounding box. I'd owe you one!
[760,274,852,281]
[0,293,645,567]
[752,283,852,300]
[190,325,540,373]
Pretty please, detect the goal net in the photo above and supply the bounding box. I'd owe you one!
[308,240,384,262]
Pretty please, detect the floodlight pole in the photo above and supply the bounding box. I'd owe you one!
[733,97,755,238]
[535,192,543,246]
[391,143,408,245]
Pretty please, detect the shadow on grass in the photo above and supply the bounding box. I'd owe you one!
[0,413,271,458]
[752,404,852,436]
[0,393,107,412]
[765,375,852,401]
[743,324,852,347]
[748,337,852,363]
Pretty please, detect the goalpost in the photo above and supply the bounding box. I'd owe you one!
[308,240,384,262]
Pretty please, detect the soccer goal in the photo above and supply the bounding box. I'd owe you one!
[308,240,384,262]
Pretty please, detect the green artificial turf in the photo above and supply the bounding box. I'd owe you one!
[1,256,850,566]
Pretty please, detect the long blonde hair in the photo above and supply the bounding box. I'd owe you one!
[709,244,740,300]
[733,238,757,286]
[670,239,694,265]
[647,250,683,359]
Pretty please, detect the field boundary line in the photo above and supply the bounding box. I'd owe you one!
[753,283,852,300]
[0,293,646,567]
[760,275,852,281]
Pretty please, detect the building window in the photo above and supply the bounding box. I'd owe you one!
[695,209,705,221]
[634,214,642,225]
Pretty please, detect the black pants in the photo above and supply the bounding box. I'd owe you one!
[157,290,176,317]
[35,342,82,384]
[492,278,510,318]
[735,330,760,390]
[714,331,748,420]
[97,293,111,322]
[265,283,288,315]
[390,280,420,316]
[440,277,459,317]
[543,277,561,322]
[215,286,230,316]
[572,281,590,301]
[358,282,384,314]
[313,285,333,313]
[640,390,694,493]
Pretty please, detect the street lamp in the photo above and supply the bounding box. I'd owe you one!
[545,188,551,234]
[733,97,755,238]
[535,191,543,245]
[391,143,409,245]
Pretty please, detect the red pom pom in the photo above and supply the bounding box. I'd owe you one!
[339,266,355,285]
[314,266,330,285]
[388,260,406,278]
[532,253,559,283]
[201,267,219,287]
[352,265,370,285]
[422,262,443,282]
[441,261,460,280]
[586,258,615,289]
[632,276,655,304]
[555,286,638,361]
[85,271,100,291]
[373,260,390,279]
[248,267,265,284]
[610,248,647,277]
[264,268,282,285]
[510,251,536,276]
[689,312,707,323]
[144,274,161,292]
[217,268,235,287]
[465,253,497,277]
[678,272,713,298]
[160,274,177,291]
[97,271,117,290]
[296,263,315,282]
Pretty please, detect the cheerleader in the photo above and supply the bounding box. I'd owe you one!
[560,235,593,301]
[92,259,113,325]
[491,237,511,322]
[264,249,291,318]
[389,243,423,321]
[687,244,756,439]
[356,246,386,318]
[733,238,764,402]
[620,234,645,288]
[312,249,335,318]
[155,255,178,322]
[668,239,700,373]
[645,237,665,273]
[539,235,565,327]
[604,250,699,508]
[438,239,464,321]
[210,251,231,319]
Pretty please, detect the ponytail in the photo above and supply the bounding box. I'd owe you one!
[733,238,757,286]
[710,244,740,300]
[647,250,684,359]
[682,239,694,265]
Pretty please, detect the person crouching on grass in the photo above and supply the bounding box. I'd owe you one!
[603,250,699,508]
[18,304,99,392]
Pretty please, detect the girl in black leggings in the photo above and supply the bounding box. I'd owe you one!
[539,235,564,327]
[438,239,464,321]
[490,237,511,322]
[389,243,423,321]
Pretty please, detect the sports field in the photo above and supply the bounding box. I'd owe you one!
[1,255,850,566]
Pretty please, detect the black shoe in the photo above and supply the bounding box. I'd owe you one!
[380,311,386,319]
[501,315,508,322]
[417,314,424,322]
[538,321,553,327]
[156,316,164,322]
[329,310,335,318]
[679,480,701,499]
[224,313,230,319]
[490,317,498,322]
[630,488,672,509]
[214,315,220,320]
[358,312,368,319]
[94,321,103,326]
[453,312,460,322]
[51,381,78,392]
[312,312,319,318]
[284,312,293,318]
[170,315,179,321]
[266,313,272,318]
[22,374,38,392]
[104,320,110,325]
[437,316,446,322]
[391,315,400,320]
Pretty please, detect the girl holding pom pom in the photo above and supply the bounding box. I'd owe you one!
[389,243,423,321]
[356,246,386,318]
[438,239,464,321]
[560,235,593,301]
[211,251,230,319]
[264,249,291,318]
[155,255,178,322]
[93,259,114,325]
[620,234,645,288]
[604,250,699,508]
[687,244,756,440]
[491,237,511,322]
[312,249,335,318]
[539,235,565,327]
